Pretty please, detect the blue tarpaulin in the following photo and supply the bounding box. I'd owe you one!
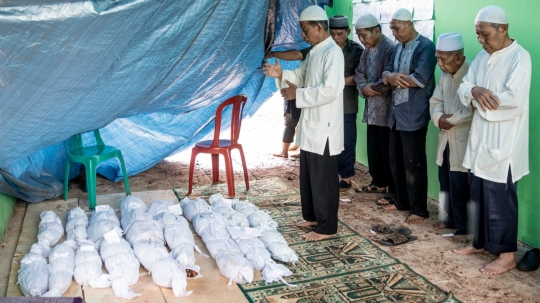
[0,0,324,202]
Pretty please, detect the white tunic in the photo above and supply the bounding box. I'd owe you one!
[457,40,531,183]
[277,36,345,156]
[429,61,472,172]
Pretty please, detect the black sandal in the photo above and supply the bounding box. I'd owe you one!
[355,183,386,193]
[378,232,417,246]
[371,224,412,235]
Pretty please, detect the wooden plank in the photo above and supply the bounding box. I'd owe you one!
[160,235,248,303]
[14,199,79,257]
[0,201,27,297]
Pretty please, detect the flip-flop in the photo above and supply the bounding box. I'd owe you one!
[355,184,386,193]
[272,153,288,158]
[375,196,395,206]
[378,232,417,246]
[371,224,412,235]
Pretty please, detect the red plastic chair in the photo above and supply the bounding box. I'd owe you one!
[187,95,249,197]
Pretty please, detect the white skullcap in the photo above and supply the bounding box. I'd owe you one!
[299,5,328,22]
[475,5,508,24]
[355,14,379,29]
[391,8,413,22]
[436,33,464,51]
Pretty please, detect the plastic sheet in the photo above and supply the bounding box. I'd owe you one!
[0,0,323,202]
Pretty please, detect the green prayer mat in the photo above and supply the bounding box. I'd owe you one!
[174,178,459,303]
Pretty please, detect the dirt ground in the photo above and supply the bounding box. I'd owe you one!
[1,92,540,302]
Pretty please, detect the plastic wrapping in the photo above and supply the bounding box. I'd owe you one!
[120,196,148,217]
[65,207,89,248]
[236,238,271,270]
[247,211,279,231]
[192,212,227,235]
[0,0,323,203]
[214,251,254,285]
[233,200,260,218]
[259,230,298,264]
[181,197,213,222]
[17,253,49,297]
[87,205,120,244]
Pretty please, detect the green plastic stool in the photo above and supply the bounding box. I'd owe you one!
[64,130,131,210]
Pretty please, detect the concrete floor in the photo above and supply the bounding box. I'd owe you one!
[1,93,540,302]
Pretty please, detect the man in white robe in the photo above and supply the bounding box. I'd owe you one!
[454,5,531,275]
[429,33,472,243]
[263,5,345,241]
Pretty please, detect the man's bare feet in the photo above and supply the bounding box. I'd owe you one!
[296,220,317,228]
[447,234,468,243]
[405,214,425,224]
[273,152,288,158]
[303,231,335,241]
[480,252,516,275]
[432,222,447,230]
[453,244,485,255]
[383,204,398,211]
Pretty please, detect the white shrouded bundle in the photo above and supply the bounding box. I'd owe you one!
[247,211,278,230]
[87,205,120,244]
[18,252,49,297]
[42,243,75,297]
[180,197,212,222]
[100,228,141,300]
[120,196,149,230]
[233,200,260,218]
[213,206,249,228]
[65,207,89,248]
[259,230,298,263]
[151,258,192,297]
[37,211,64,247]
[192,212,227,235]
[73,242,111,288]
[132,239,169,271]
[236,237,271,270]
[214,252,254,285]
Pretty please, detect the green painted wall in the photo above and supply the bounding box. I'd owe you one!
[0,193,17,243]
[346,0,539,248]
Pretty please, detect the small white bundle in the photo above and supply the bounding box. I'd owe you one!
[147,200,175,218]
[119,196,148,217]
[205,238,241,259]
[65,207,89,248]
[180,197,212,222]
[37,211,64,247]
[28,242,50,259]
[151,258,192,297]
[87,205,120,244]
[262,259,294,285]
[236,238,271,270]
[132,239,170,271]
[248,211,278,230]
[121,208,153,231]
[18,253,49,297]
[160,213,201,272]
[125,217,165,246]
[213,206,249,228]
[73,242,111,288]
[100,229,140,300]
[214,251,254,285]
[192,212,227,235]
[42,243,75,297]
[259,230,298,263]
[233,200,260,217]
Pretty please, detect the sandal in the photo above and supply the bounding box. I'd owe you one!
[356,184,386,193]
[272,153,288,158]
[371,224,412,235]
[339,180,352,192]
[376,196,395,206]
[378,232,417,246]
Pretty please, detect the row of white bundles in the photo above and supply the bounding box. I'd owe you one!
[182,197,254,285]
[100,228,141,299]
[151,200,201,276]
[232,198,298,264]
[65,207,111,288]
[18,211,64,297]
[120,197,192,297]
[42,243,75,297]
[208,194,294,285]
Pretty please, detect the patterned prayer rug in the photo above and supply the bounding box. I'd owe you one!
[174,178,460,303]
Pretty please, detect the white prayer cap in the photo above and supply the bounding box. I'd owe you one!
[475,5,508,24]
[391,8,413,22]
[355,14,379,29]
[436,33,464,51]
[299,5,328,22]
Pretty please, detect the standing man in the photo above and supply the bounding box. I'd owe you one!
[266,48,311,159]
[328,15,363,192]
[353,14,396,205]
[454,5,531,275]
[263,5,345,241]
[382,8,437,224]
[429,33,472,243]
